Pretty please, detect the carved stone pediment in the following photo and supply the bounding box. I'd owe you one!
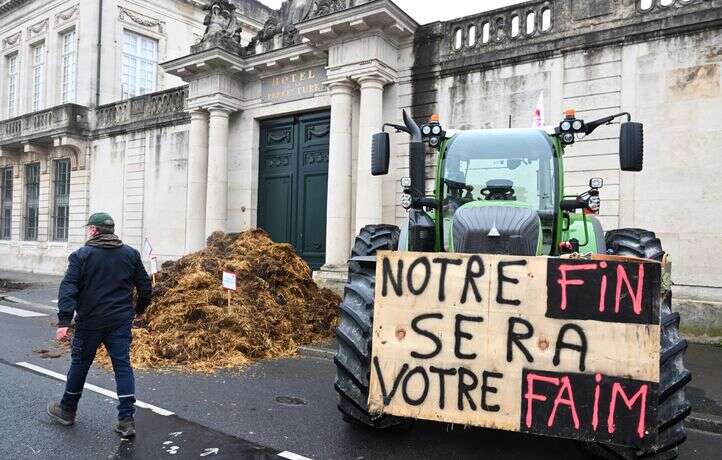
[2,31,21,50]
[119,7,165,34]
[55,4,79,27]
[28,19,49,38]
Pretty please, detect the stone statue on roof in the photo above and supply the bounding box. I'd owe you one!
[193,0,243,54]
[244,0,349,56]
[309,0,347,19]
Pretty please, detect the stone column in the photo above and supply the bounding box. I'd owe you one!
[324,80,355,267]
[205,106,231,237]
[186,109,209,252]
[354,75,386,234]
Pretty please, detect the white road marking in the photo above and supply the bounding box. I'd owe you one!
[278,452,313,460]
[16,362,175,416]
[1,295,58,312]
[0,305,48,317]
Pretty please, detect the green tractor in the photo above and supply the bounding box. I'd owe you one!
[334,109,691,459]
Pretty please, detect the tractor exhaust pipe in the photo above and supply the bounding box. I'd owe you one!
[403,110,426,198]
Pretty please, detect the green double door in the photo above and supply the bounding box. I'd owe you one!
[258,111,330,270]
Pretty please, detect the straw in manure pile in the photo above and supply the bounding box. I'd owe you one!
[97,230,340,372]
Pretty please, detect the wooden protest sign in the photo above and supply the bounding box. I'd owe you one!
[368,252,662,449]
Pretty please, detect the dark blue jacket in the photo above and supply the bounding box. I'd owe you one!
[58,243,152,329]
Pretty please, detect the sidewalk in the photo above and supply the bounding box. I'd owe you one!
[685,342,722,432]
[0,270,63,309]
[0,269,63,286]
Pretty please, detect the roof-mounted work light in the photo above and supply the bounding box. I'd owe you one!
[421,114,445,150]
[558,109,585,145]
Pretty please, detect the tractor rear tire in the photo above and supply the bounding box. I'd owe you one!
[605,228,664,260]
[584,229,692,459]
[348,224,401,273]
[335,225,404,428]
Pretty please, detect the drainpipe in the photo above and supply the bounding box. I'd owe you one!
[95,0,103,107]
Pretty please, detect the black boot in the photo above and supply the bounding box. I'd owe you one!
[114,418,136,438]
[47,402,76,426]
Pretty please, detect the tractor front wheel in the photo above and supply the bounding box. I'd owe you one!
[334,225,405,428]
[584,229,692,459]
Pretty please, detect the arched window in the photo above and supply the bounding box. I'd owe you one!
[639,0,654,10]
[541,8,552,32]
[526,11,536,35]
[453,28,463,50]
[482,22,490,44]
[660,0,674,5]
[467,25,477,47]
[511,16,520,37]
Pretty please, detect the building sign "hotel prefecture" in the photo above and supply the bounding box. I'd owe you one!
[262,65,328,104]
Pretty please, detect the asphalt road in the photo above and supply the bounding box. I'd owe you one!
[1,280,721,459]
[0,360,280,460]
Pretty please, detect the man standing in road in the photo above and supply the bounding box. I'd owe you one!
[47,212,152,438]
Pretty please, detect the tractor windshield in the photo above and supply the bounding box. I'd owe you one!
[441,129,557,249]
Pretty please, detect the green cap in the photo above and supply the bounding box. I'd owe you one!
[86,212,115,229]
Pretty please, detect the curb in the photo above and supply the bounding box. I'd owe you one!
[687,412,722,435]
[683,335,722,346]
[298,345,335,360]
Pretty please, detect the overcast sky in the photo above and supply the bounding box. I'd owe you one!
[258,1,525,25]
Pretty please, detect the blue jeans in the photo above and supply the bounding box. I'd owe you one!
[60,320,136,420]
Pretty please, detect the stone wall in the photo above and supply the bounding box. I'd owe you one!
[400,0,722,337]
[90,125,190,263]
[620,30,722,328]
[92,87,191,265]
[404,0,722,283]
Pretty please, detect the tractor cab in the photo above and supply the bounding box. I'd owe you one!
[371,109,644,258]
[440,129,557,255]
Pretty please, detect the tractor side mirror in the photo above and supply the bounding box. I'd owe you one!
[620,122,644,171]
[371,132,390,176]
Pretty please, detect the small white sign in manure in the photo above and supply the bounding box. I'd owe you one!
[222,272,237,291]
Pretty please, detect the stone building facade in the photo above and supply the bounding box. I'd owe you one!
[0,0,269,272]
[0,0,720,336]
